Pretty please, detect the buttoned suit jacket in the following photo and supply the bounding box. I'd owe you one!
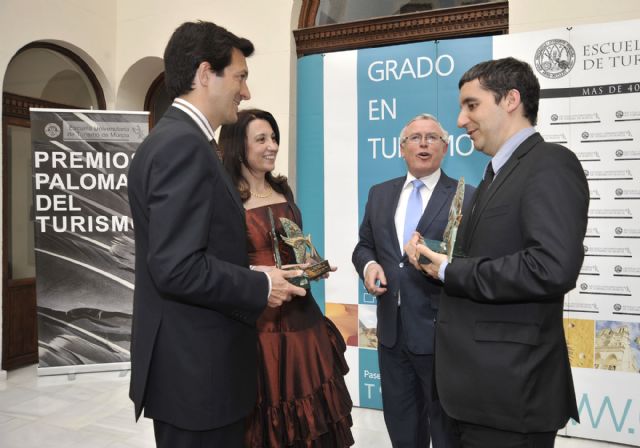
[353,171,472,354]
[436,133,588,432]
[127,107,269,431]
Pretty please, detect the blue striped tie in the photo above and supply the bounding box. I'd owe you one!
[403,179,425,248]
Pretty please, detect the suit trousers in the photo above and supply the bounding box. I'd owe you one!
[456,421,557,448]
[378,310,459,448]
[153,418,245,448]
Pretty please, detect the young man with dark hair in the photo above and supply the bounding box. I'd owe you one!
[409,57,589,447]
[128,21,305,447]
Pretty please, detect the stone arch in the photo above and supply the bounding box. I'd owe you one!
[116,56,164,111]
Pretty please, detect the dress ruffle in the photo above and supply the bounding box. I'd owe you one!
[245,204,353,447]
[246,318,354,448]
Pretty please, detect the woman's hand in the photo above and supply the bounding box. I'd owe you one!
[315,264,337,281]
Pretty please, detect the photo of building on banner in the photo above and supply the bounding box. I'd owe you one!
[29,109,148,375]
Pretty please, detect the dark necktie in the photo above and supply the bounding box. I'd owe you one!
[471,162,495,218]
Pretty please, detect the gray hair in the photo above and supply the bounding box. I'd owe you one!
[399,113,449,145]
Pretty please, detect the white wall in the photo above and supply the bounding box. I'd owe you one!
[0,0,117,106]
[509,0,640,32]
[115,0,298,179]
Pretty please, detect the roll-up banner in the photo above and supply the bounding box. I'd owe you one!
[29,109,148,376]
[297,19,640,446]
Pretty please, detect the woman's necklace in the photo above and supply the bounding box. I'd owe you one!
[250,185,273,198]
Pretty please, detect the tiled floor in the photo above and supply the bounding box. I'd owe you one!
[0,365,629,447]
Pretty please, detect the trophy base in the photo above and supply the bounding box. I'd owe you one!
[418,239,465,264]
[283,266,310,289]
[304,260,331,280]
[289,275,311,289]
[283,260,331,289]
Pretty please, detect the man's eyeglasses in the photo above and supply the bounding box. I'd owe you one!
[402,133,447,146]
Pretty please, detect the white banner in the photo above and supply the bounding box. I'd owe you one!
[30,109,148,375]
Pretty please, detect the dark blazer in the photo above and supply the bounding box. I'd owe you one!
[353,171,472,354]
[127,107,269,431]
[436,133,589,432]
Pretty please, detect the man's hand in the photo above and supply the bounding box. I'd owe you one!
[364,263,387,296]
[404,232,446,280]
[251,265,274,272]
[266,268,306,308]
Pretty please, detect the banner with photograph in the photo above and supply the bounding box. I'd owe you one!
[30,109,148,375]
[493,20,640,446]
[297,18,640,447]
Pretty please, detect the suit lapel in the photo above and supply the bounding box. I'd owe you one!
[416,174,454,236]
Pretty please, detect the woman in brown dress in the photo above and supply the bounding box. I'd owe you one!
[219,109,353,448]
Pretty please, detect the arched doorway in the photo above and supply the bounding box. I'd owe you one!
[144,73,171,128]
[2,42,105,370]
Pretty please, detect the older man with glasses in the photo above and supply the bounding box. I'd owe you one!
[353,114,473,447]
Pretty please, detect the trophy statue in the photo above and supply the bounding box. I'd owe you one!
[267,208,331,288]
[419,177,466,263]
[279,217,332,282]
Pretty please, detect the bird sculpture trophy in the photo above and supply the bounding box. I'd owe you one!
[419,177,466,263]
[279,217,331,284]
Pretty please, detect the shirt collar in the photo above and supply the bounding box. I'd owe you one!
[171,98,216,142]
[404,168,441,191]
[489,126,536,178]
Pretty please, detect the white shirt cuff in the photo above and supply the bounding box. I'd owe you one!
[438,260,448,282]
[363,260,378,278]
[263,272,272,297]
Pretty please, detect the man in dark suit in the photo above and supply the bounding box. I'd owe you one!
[353,114,470,447]
[127,21,305,447]
[410,57,589,447]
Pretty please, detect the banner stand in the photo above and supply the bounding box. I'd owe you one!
[37,362,130,377]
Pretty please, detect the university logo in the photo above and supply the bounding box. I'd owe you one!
[534,39,576,79]
[44,123,61,138]
[615,189,624,197]
[551,114,558,121]
[616,149,624,157]
[614,265,623,273]
[616,110,624,119]
[613,303,622,311]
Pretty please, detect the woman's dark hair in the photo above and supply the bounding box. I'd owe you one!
[219,109,289,202]
[163,21,254,99]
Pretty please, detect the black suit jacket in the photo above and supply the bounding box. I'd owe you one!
[353,172,472,354]
[127,107,268,430]
[436,133,588,432]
